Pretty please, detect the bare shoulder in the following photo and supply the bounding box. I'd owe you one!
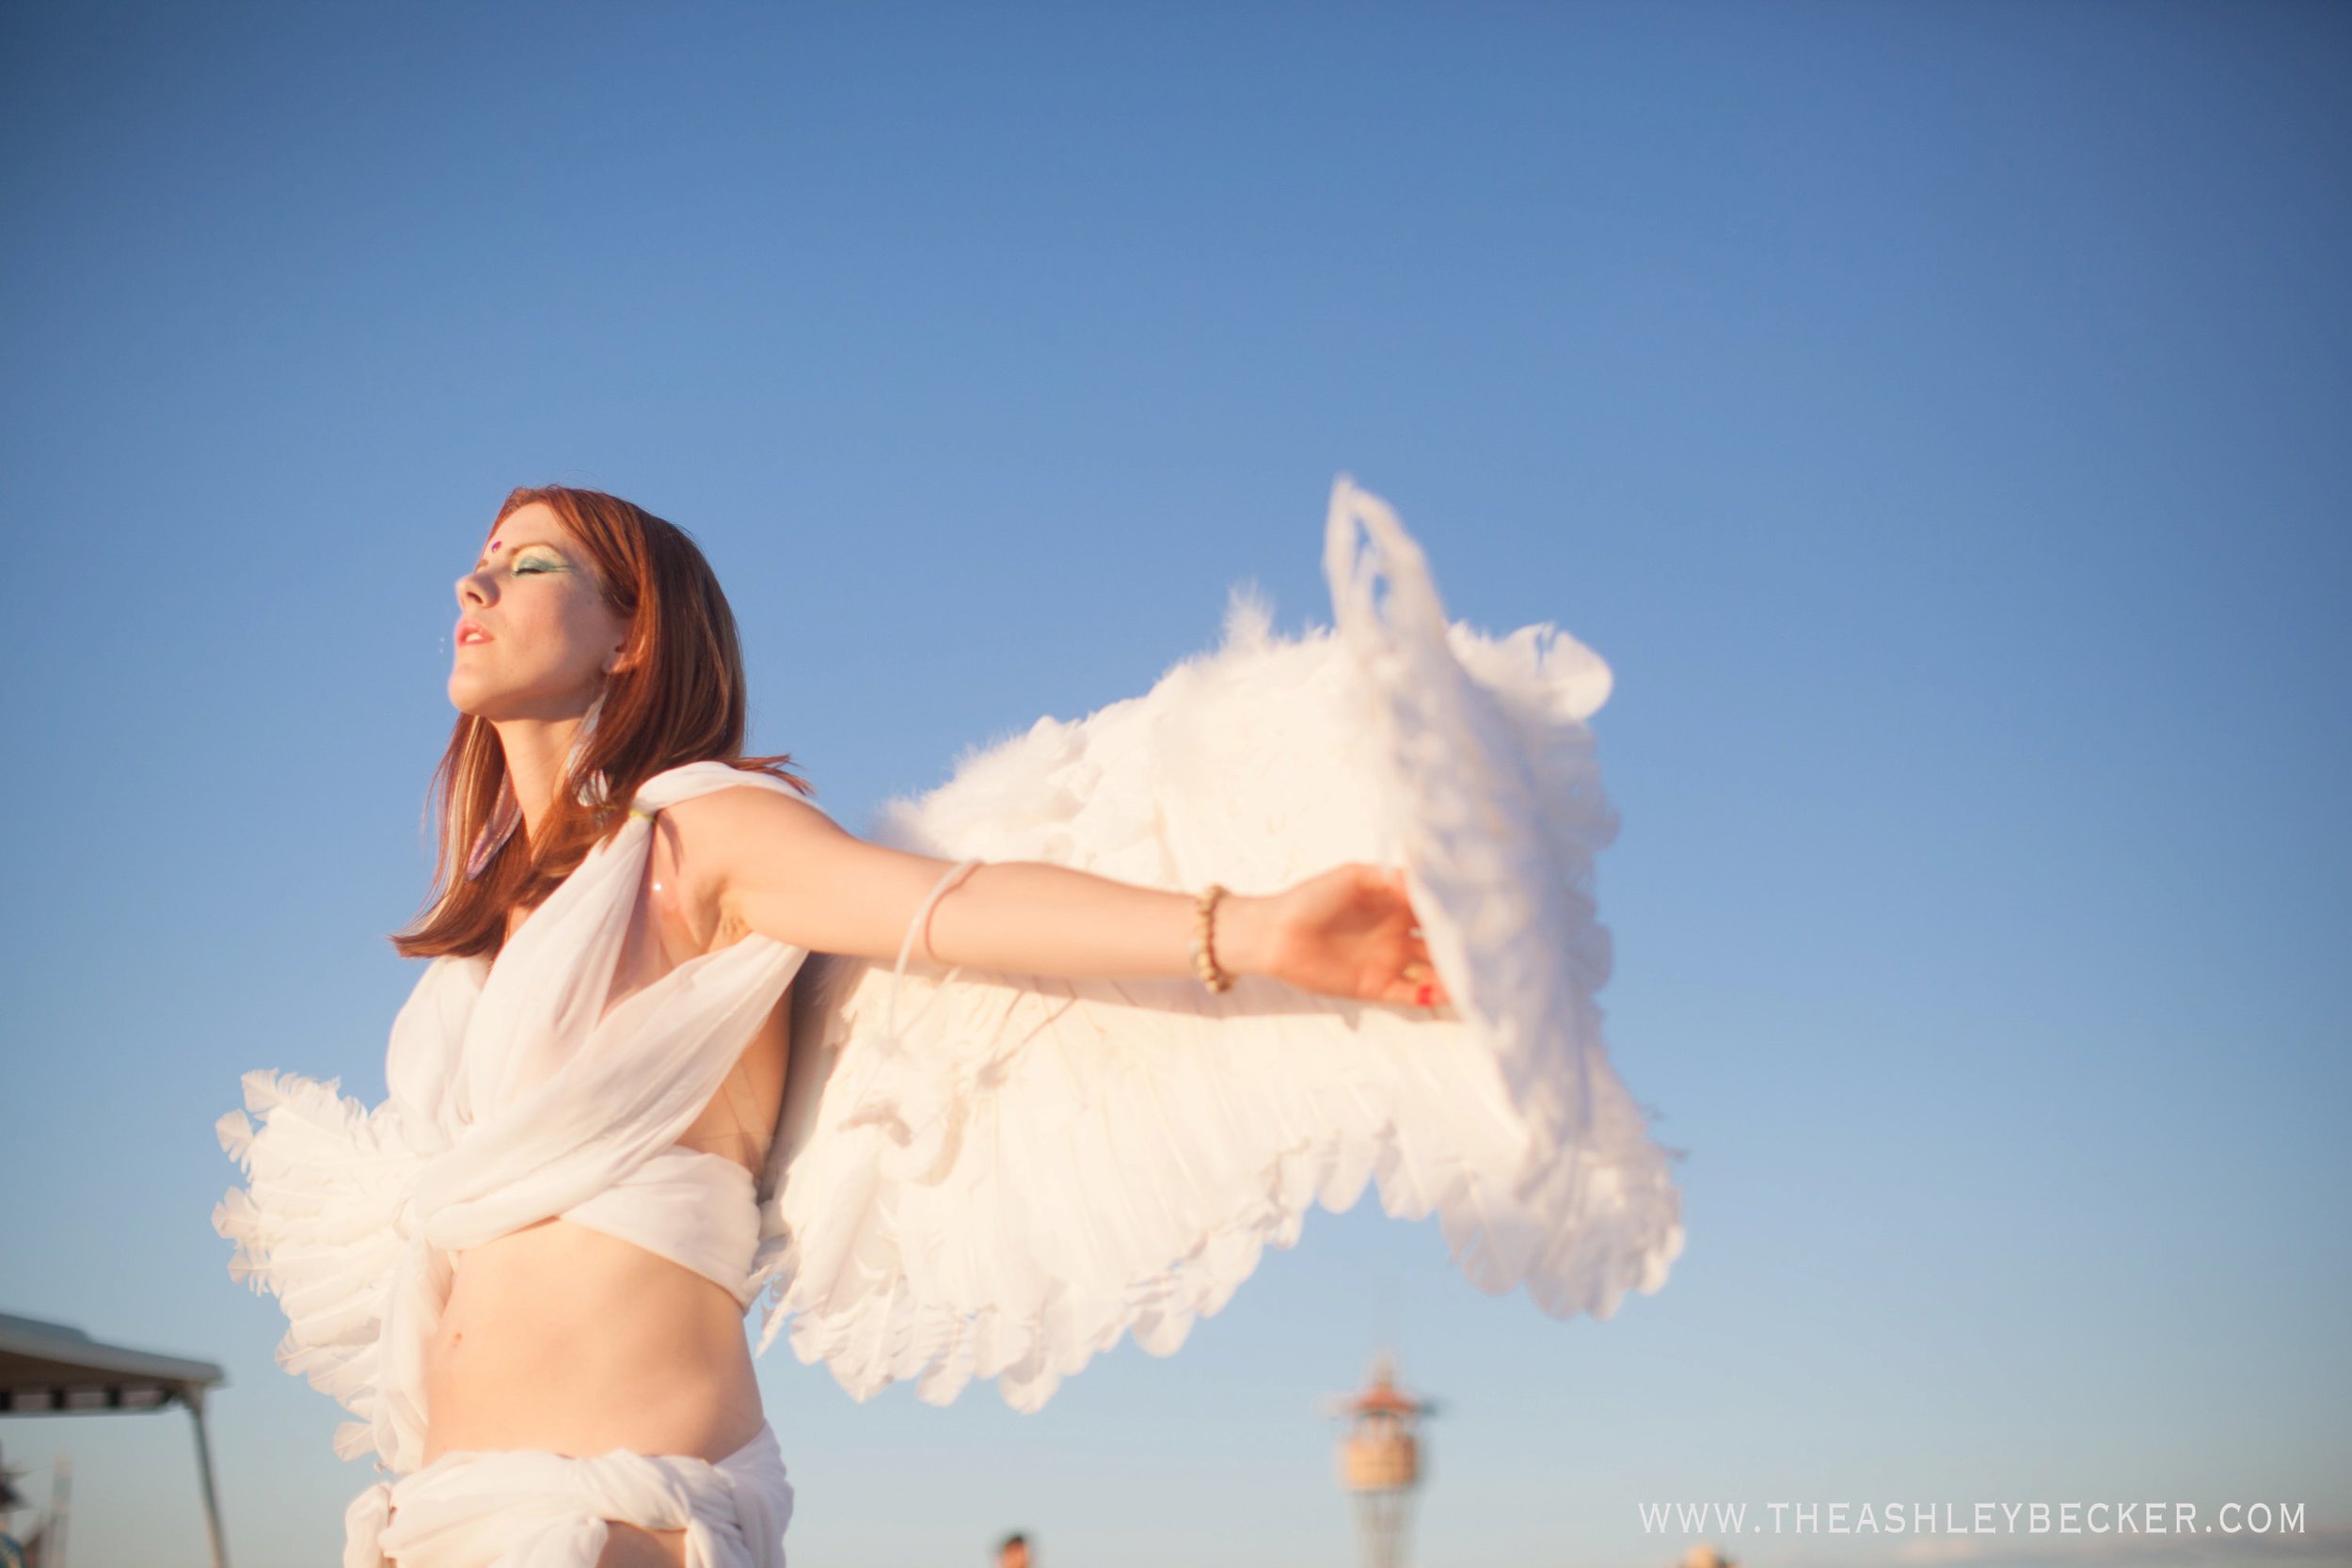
[629,784,823,953]
[659,779,843,860]
[654,781,840,920]
[642,773,966,959]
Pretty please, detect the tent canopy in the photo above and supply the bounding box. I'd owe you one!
[0,1311,227,1416]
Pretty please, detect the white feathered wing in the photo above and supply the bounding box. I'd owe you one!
[744,476,1685,1412]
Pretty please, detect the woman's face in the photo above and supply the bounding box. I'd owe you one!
[448,501,631,721]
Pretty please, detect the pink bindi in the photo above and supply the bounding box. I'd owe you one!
[488,539,503,552]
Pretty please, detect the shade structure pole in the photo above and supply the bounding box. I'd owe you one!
[184,1387,230,1568]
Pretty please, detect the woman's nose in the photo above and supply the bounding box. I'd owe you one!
[454,570,491,607]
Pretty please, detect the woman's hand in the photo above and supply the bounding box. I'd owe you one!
[1237,863,1452,1007]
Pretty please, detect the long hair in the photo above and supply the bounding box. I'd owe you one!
[391,483,813,961]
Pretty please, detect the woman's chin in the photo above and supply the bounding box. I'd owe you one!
[446,678,585,724]
[446,673,498,718]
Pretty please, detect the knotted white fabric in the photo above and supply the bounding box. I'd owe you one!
[216,760,817,1528]
[340,1420,794,1568]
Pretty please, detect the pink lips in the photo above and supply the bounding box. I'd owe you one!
[456,619,494,646]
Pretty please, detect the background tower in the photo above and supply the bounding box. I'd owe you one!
[1326,1352,1439,1568]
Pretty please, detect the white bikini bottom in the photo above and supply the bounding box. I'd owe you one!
[341,1420,793,1568]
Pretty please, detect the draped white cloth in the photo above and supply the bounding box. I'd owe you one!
[216,474,1686,1553]
[339,1422,793,1568]
[216,760,813,1481]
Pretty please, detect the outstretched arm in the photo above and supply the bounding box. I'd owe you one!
[671,784,1450,1007]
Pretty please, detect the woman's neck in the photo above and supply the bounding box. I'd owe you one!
[493,712,589,847]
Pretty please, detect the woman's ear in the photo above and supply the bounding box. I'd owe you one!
[602,626,641,677]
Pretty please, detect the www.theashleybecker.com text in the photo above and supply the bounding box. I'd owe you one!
[1640,1501,2307,1536]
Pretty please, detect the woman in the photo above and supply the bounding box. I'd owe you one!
[219,480,1682,1567]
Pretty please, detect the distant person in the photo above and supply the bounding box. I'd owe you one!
[997,1531,1032,1568]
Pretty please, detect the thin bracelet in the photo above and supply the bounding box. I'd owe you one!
[882,858,985,1044]
[1191,882,1234,993]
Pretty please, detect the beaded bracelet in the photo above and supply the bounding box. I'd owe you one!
[1192,882,1234,993]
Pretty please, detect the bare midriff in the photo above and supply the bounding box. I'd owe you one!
[416,816,790,1474]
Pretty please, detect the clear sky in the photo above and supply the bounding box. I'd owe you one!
[2,4,2346,1566]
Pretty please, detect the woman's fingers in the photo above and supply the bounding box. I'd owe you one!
[1401,933,1436,978]
[1393,957,1449,1008]
[1379,973,1451,1007]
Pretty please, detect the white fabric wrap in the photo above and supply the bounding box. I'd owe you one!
[340,1421,793,1568]
[215,761,815,1475]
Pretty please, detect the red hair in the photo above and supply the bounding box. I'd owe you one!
[391,484,812,961]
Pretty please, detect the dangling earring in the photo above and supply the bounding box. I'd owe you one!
[463,774,522,882]
[567,686,612,809]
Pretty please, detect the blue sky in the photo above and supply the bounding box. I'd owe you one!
[2,4,2347,1566]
